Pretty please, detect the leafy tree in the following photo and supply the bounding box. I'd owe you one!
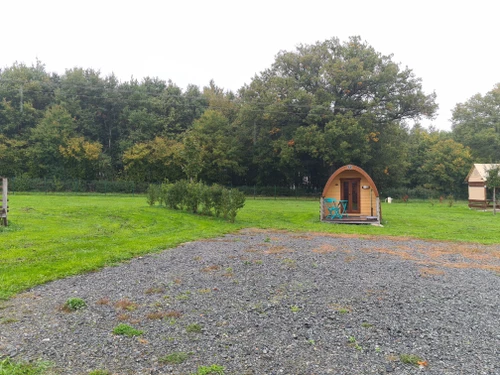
[59,137,104,179]
[186,109,246,184]
[238,36,437,188]
[27,105,76,177]
[419,139,472,196]
[485,166,500,215]
[0,135,28,176]
[451,83,500,161]
[122,136,184,182]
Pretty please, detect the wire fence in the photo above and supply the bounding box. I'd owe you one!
[7,177,323,199]
[6,176,465,200]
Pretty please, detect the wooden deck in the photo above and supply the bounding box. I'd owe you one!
[468,199,500,210]
[322,215,380,225]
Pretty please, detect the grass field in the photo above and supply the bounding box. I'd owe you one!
[0,194,499,299]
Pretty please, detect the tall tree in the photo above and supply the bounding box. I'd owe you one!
[239,36,437,188]
[451,83,500,161]
[485,166,500,215]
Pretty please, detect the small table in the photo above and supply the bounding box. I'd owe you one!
[338,200,348,218]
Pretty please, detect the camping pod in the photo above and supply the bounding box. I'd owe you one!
[321,164,381,225]
[465,163,500,209]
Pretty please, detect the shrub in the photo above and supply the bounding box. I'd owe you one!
[200,184,214,215]
[185,182,202,214]
[159,182,245,222]
[227,189,246,223]
[146,184,161,206]
[211,184,224,217]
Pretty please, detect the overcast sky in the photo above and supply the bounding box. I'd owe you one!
[2,0,499,131]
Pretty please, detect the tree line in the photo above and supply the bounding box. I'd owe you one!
[1,36,498,197]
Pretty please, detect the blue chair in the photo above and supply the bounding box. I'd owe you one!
[324,198,341,219]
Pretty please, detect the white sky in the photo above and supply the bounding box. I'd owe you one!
[2,0,500,131]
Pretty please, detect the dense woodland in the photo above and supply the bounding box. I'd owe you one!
[1,37,499,197]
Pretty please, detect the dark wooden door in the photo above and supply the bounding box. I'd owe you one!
[341,178,361,213]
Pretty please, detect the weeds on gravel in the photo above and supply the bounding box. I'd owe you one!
[0,317,18,324]
[192,364,224,375]
[186,323,203,333]
[112,323,143,337]
[96,297,110,305]
[348,336,363,351]
[399,353,426,366]
[165,310,183,318]
[145,286,165,295]
[115,298,138,311]
[290,305,300,313]
[146,311,166,320]
[159,351,192,364]
[88,370,111,375]
[0,357,54,375]
[62,297,86,312]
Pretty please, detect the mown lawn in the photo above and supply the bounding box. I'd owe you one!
[0,194,499,299]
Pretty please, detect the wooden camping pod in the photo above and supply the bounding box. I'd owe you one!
[320,165,381,225]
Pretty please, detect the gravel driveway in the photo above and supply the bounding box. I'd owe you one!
[1,229,499,375]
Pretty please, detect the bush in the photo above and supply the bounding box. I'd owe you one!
[227,189,246,223]
[146,184,161,206]
[211,184,224,217]
[185,182,202,214]
[200,184,214,215]
[156,181,245,222]
[161,180,188,210]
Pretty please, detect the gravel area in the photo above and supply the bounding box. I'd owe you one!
[1,229,499,375]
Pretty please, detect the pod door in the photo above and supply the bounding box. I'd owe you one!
[341,178,361,214]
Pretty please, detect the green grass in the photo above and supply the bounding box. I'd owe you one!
[112,323,143,337]
[0,194,499,299]
[0,357,54,375]
[158,351,190,364]
[399,353,425,365]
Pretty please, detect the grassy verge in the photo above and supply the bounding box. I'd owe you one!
[0,194,499,299]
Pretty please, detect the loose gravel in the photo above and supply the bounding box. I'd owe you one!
[1,229,499,375]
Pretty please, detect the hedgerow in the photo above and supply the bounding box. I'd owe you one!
[147,180,245,222]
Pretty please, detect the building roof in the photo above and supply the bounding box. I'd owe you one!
[465,163,500,182]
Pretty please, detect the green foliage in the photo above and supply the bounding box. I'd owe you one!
[225,189,246,223]
[200,183,214,215]
[211,184,224,217]
[451,83,500,161]
[112,323,143,337]
[485,166,500,189]
[64,297,86,311]
[159,351,190,364]
[399,353,424,365]
[146,184,161,206]
[0,357,53,375]
[157,181,245,221]
[192,364,225,375]
[185,181,202,214]
[185,323,203,333]
[88,370,111,375]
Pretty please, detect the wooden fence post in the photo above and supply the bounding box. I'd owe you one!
[1,177,8,226]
